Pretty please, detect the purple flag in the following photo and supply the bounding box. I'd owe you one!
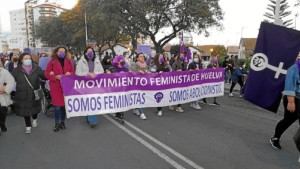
[244,22,300,113]
[186,48,191,63]
[180,32,184,53]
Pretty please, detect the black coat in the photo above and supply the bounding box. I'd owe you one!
[188,62,203,70]
[11,62,46,117]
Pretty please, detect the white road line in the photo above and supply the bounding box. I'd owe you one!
[103,115,186,169]
[106,115,204,169]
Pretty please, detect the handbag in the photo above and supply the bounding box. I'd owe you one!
[24,74,43,101]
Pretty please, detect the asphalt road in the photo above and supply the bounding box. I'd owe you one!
[0,88,300,169]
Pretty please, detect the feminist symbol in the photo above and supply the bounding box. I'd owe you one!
[250,53,287,79]
[154,92,164,103]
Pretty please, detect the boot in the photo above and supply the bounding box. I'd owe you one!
[60,122,66,130]
[53,123,60,132]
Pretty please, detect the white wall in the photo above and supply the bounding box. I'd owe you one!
[238,40,246,59]
[0,15,2,53]
[9,9,27,49]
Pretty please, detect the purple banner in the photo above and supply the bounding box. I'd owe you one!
[61,68,225,96]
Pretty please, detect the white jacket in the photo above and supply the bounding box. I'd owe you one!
[75,57,104,76]
[0,68,15,106]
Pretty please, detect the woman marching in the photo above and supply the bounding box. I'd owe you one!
[131,53,151,120]
[169,53,187,112]
[153,53,170,116]
[11,53,46,134]
[76,47,109,127]
[228,61,247,97]
[45,46,74,132]
[188,54,202,110]
[112,55,131,121]
[0,61,15,136]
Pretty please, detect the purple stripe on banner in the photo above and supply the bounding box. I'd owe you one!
[61,68,225,96]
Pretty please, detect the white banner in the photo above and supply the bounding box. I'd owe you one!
[64,82,224,118]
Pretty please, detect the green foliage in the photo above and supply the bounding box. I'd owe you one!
[237,58,251,71]
[212,45,227,57]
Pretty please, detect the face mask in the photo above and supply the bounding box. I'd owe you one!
[159,57,165,63]
[179,56,185,62]
[23,60,32,66]
[87,52,94,58]
[242,65,246,68]
[58,53,65,59]
[13,58,18,62]
[194,58,199,63]
[121,61,125,66]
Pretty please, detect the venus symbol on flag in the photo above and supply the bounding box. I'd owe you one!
[250,53,287,79]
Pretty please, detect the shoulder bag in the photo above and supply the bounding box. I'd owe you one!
[24,74,43,100]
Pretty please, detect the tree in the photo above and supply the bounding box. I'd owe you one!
[263,0,293,27]
[211,45,227,57]
[170,44,192,55]
[99,0,224,53]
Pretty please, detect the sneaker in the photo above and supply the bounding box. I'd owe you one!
[53,123,60,132]
[25,127,31,134]
[190,103,195,108]
[194,105,201,110]
[176,107,184,112]
[229,93,233,97]
[0,125,7,132]
[140,113,147,120]
[133,109,140,116]
[213,102,220,106]
[270,137,281,149]
[202,99,207,104]
[32,119,37,128]
[158,111,162,116]
[90,123,97,128]
[169,106,174,111]
[239,95,243,98]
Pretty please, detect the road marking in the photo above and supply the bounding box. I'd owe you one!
[105,115,204,169]
[103,115,186,169]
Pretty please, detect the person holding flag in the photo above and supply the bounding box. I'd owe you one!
[270,54,300,150]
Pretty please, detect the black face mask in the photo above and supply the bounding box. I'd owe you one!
[13,58,18,62]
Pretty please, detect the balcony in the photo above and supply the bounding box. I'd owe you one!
[39,10,57,14]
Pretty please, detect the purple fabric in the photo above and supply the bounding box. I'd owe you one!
[115,66,127,72]
[22,64,32,74]
[180,32,184,53]
[112,55,125,66]
[297,60,300,71]
[88,58,94,73]
[60,68,225,96]
[244,22,300,113]
[186,49,191,63]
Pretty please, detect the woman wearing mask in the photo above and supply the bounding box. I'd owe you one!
[112,55,131,121]
[0,61,15,136]
[154,53,170,116]
[169,54,178,66]
[45,46,74,132]
[170,53,187,112]
[8,55,19,72]
[76,47,108,127]
[131,53,151,120]
[11,53,45,134]
[229,61,247,97]
[200,57,220,106]
[102,56,115,73]
[188,54,202,110]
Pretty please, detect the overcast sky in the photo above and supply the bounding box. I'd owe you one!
[0,0,299,47]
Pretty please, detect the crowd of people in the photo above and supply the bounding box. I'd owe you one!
[0,46,250,136]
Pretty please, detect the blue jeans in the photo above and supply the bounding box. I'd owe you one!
[192,101,199,105]
[54,106,66,124]
[137,108,144,114]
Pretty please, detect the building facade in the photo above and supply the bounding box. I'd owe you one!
[25,0,67,48]
[0,15,3,53]
[9,9,27,50]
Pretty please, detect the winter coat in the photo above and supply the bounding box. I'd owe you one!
[231,67,247,83]
[172,60,187,71]
[44,58,75,106]
[11,62,45,117]
[188,61,203,70]
[131,62,150,72]
[75,57,104,76]
[0,68,15,106]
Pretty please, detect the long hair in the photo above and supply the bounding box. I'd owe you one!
[154,53,165,70]
[83,46,96,62]
[50,46,71,59]
[210,56,219,68]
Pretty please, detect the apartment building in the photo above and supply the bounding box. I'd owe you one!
[25,0,66,48]
[8,9,27,50]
